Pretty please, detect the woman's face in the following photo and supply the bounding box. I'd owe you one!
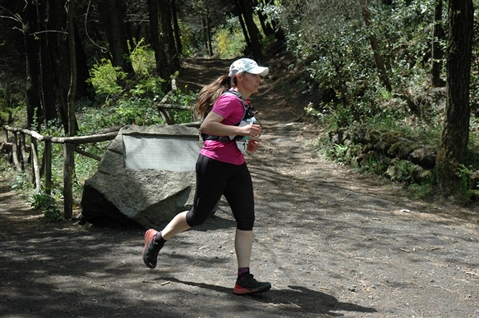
[238,72,262,95]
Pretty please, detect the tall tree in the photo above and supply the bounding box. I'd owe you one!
[202,15,213,56]
[171,0,183,58]
[96,0,135,79]
[436,0,474,198]
[25,0,82,132]
[23,0,42,129]
[431,0,445,87]
[147,0,180,83]
[37,0,58,124]
[159,0,180,72]
[359,0,392,92]
[253,0,274,37]
[147,0,168,80]
[235,0,263,62]
[64,0,78,220]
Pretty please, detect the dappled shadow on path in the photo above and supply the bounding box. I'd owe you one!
[2,57,479,318]
[161,276,377,317]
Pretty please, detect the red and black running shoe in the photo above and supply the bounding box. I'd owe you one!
[233,273,271,295]
[142,229,161,269]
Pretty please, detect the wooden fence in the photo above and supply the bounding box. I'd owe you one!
[2,126,118,219]
[1,81,197,219]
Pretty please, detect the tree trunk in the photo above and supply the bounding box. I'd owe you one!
[23,0,42,130]
[74,28,95,100]
[64,0,78,219]
[359,0,392,92]
[431,0,446,87]
[201,17,208,55]
[67,1,78,137]
[147,0,169,81]
[171,0,182,58]
[235,0,263,62]
[96,0,135,79]
[254,0,274,37]
[202,15,213,56]
[48,0,78,134]
[159,0,180,72]
[147,0,161,73]
[38,0,57,124]
[168,2,181,70]
[436,0,473,198]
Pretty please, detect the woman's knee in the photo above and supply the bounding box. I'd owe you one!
[185,209,210,227]
[236,217,254,231]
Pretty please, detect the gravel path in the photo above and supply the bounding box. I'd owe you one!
[0,58,478,317]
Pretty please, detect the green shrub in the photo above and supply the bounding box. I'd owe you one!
[31,192,63,222]
[214,18,246,58]
[457,165,472,204]
[88,59,127,97]
[130,39,156,76]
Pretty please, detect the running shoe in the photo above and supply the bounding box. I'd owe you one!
[233,273,271,295]
[142,229,162,269]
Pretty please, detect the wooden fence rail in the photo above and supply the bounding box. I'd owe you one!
[2,125,119,219]
[2,113,197,219]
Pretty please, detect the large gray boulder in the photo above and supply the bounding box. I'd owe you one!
[81,124,202,229]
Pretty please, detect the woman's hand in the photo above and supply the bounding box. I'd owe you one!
[241,124,262,138]
[247,138,260,153]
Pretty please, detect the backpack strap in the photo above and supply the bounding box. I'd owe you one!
[201,89,255,142]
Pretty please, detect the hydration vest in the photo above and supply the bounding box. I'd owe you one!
[201,89,255,142]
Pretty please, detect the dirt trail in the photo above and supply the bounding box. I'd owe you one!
[0,58,478,318]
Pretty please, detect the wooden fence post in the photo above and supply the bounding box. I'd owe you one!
[44,139,52,195]
[11,131,22,172]
[20,133,31,180]
[30,140,41,193]
[63,143,74,219]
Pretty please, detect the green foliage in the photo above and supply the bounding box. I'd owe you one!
[31,192,56,209]
[466,119,479,168]
[392,160,417,184]
[285,0,479,204]
[280,0,436,127]
[166,87,198,123]
[0,103,26,127]
[11,174,30,191]
[88,59,127,98]
[31,192,64,223]
[457,164,472,204]
[331,144,348,164]
[130,39,156,77]
[177,22,196,57]
[324,104,354,130]
[406,183,434,200]
[304,102,321,117]
[83,40,196,133]
[213,17,247,58]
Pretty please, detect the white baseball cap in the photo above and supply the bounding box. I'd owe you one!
[228,58,269,77]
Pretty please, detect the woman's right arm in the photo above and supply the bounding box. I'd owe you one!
[200,112,262,137]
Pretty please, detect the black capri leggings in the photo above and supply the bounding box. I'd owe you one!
[186,154,255,231]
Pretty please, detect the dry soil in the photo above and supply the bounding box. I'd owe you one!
[0,58,478,318]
